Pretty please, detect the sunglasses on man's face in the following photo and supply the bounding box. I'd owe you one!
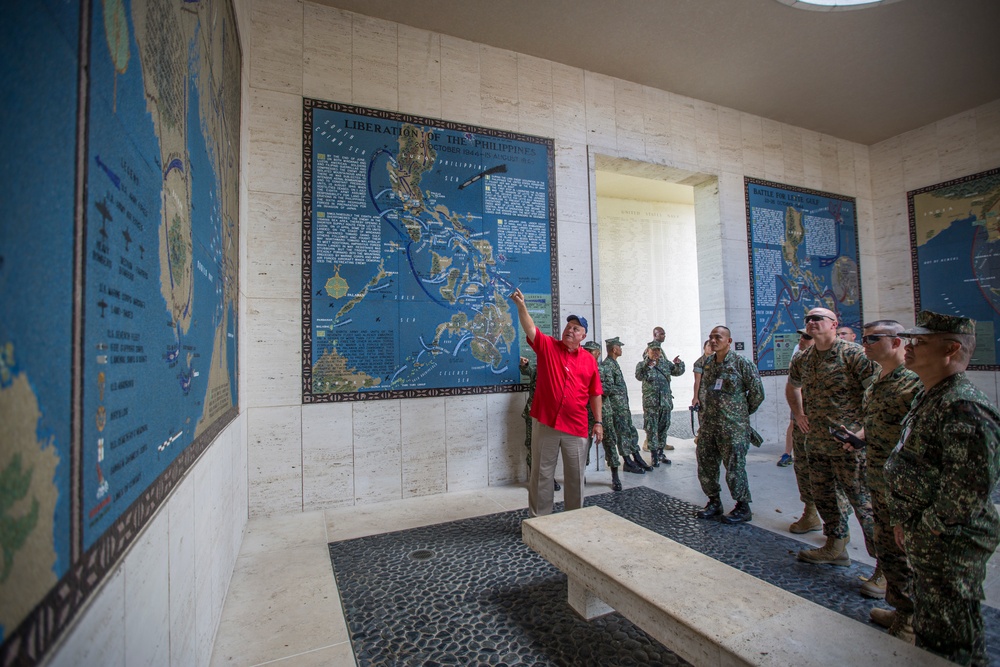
[803,314,834,323]
[861,334,894,345]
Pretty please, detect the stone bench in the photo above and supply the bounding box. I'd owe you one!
[521,505,950,667]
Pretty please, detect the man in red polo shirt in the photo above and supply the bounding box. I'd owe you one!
[511,288,603,517]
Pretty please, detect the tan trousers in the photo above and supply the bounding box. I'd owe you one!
[528,419,588,517]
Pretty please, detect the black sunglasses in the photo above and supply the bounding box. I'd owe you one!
[861,334,894,345]
[803,314,834,323]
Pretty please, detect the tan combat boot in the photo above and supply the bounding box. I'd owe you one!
[888,613,916,644]
[797,536,850,565]
[870,607,895,628]
[789,503,821,533]
[860,566,886,599]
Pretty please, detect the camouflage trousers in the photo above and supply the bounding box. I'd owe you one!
[610,408,639,459]
[906,530,992,667]
[598,411,623,469]
[790,422,811,503]
[643,407,671,449]
[805,446,875,555]
[696,431,751,503]
[868,461,913,615]
[523,414,533,468]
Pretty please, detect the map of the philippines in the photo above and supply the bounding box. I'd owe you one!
[909,168,1000,368]
[746,178,861,374]
[304,103,555,401]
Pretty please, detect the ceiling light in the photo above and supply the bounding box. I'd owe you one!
[775,0,904,10]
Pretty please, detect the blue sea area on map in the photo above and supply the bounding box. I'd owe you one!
[0,0,80,590]
[310,108,553,394]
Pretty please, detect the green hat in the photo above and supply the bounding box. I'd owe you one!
[646,340,662,350]
[582,341,601,351]
[899,310,976,336]
[605,337,623,347]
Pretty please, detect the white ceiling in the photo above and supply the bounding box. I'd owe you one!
[315,0,1000,146]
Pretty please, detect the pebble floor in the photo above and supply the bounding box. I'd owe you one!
[328,486,1000,666]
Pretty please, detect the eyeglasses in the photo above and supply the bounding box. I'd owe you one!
[861,334,894,345]
[803,314,834,323]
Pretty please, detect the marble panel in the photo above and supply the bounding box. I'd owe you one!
[900,124,940,192]
[551,63,587,145]
[555,141,590,225]
[249,0,302,95]
[302,3,352,103]
[243,296,300,408]
[739,113,764,178]
[872,194,907,243]
[614,79,646,157]
[584,71,617,151]
[247,405,303,517]
[302,402,355,510]
[717,171,747,240]
[400,397,447,498]
[440,35,481,126]
[976,99,1000,166]
[352,400,402,504]
[445,395,490,491]
[717,106,742,174]
[398,25,441,119]
[853,143,872,200]
[480,44,519,133]
[168,474,197,667]
[240,509,328,556]
[819,135,840,194]
[869,136,903,195]
[247,88,301,196]
[351,14,398,111]
[967,371,999,406]
[124,508,170,666]
[858,252,880,320]
[488,391,525,485]
[694,101,720,174]
[669,93,698,171]
[761,118,783,183]
[246,191,301,300]
[836,139,857,197]
[192,440,228,657]
[800,129,822,190]
[780,123,804,185]
[555,220,596,305]
[517,53,554,138]
[855,197,875,252]
[47,567,125,667]
[642,86,673,163]
[936,110,978,181]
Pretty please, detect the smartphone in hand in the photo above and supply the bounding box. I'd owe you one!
[830,426,865,449]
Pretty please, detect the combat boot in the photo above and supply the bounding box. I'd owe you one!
[860,566,886,599]
[888,613,915,644]
[789,503,821,534]
[723,501,752,524]
[633,452,653,472]
[797,536,850,566]
[650,449,661,467]
[697,497,723,519]
[869,607,895,629]
[610,467,622,491]
[622,459,644,474]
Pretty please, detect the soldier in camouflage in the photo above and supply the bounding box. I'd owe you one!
[787,307,878,566]
[601,337,650,477]
[520,356,560,492]
[694,326,765,524]
[584,340,622,490]
[635,340,685,465]
[885,311,1000,666]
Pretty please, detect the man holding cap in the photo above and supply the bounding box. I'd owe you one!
[635,339,685,466]
[510,289,603,517]
[885,311,1000,665]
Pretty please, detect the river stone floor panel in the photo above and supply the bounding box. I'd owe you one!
[328,486,999,666]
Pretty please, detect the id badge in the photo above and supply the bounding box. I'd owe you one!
[713,378,723,391]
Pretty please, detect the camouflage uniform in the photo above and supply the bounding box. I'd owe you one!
[696,351,764,503]
[788,347,812,503]
[787,338,877,551]
[520,359,537,468]
[596,357,624,468]
[885,372,1000,666]
[862,364,921,619]
[635,354,685,450]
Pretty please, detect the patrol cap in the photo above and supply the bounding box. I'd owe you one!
[605,336,623,347]
[898,310,976,336]
[566,314,588,333]
[582,341,601,351]
[796,328,813,340]
[647,340,662,350]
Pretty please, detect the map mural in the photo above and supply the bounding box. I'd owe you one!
[0,0,240,663]
[745,178,862,374]
[303,101,557,402]
[909,167,1000,369]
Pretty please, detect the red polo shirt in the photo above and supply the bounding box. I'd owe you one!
[527,330,602,438]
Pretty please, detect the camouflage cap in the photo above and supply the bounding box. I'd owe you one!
[582,341,601,351]
[899,310,976,336]
[605,336,623,347]
[646,340,662,350]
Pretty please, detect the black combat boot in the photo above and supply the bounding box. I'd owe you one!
[723,501,752,524]
[658,451,670,464]
[697,497,723,519]
[632,452,653,472]
[622,458,644,474]
[650,449,661,467]
[611,468,622,491]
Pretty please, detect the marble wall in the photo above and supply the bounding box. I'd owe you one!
[243,0,886,516]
